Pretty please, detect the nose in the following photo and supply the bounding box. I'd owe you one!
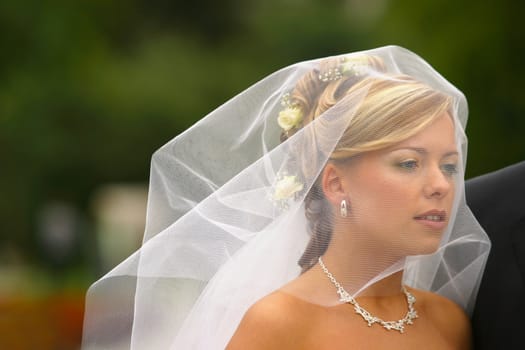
[423,165,452,199]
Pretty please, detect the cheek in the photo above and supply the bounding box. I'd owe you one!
[351,173,413,217]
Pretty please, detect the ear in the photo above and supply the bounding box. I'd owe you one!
[321,163,347,206]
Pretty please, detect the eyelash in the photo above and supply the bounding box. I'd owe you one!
[398,160,458,176]
[441,164,458,175]
[399,160,418,170]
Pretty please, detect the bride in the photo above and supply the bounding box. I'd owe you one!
[228,62,471,348]
[82,46,490,349]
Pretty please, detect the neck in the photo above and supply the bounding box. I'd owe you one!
[318,223,406,297]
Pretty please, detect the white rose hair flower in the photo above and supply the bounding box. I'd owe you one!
[277,92,303,133]
[273,175,304,201]
[278,106,303,132]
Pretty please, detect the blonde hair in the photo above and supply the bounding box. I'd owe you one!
[289,56,453,271]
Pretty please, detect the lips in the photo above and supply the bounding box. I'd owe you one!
[414,210,447,230]
[414,210,446,221]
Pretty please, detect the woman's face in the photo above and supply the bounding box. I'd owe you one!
[340,112,459,255]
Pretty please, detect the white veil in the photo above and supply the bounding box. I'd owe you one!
[82,45,490,349]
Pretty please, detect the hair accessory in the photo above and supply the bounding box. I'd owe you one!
[318,257,418,333]
[280,92,293,108]
[340,199,348,217]
[340,56,369,76]
[318,56,370,83]
[271,174,304,210]
[318,67,343,82]
[278,93,303,132]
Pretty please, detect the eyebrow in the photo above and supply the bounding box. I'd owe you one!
[393,147,459,157]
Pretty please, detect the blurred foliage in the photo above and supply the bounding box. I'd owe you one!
[1,0,524,278]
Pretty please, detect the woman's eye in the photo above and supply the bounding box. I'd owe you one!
[399,160,418,170]
[441,163,458,175]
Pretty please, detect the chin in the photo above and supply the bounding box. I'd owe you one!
[398,231,442,257]
[413,235,442,256]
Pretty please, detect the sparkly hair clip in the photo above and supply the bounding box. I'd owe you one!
[318,67,343,82]
[318,56,370,83]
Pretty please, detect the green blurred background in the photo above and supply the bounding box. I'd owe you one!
[1,0,524,348]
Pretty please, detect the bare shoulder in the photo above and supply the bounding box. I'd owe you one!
[226,290,314,350]
[411,288,472,349]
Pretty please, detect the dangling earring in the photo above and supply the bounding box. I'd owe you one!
[340,199,348,218]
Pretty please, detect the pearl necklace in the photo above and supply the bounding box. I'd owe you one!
[318,257,418,333]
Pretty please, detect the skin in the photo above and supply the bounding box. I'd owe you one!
[226,112,471,349]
